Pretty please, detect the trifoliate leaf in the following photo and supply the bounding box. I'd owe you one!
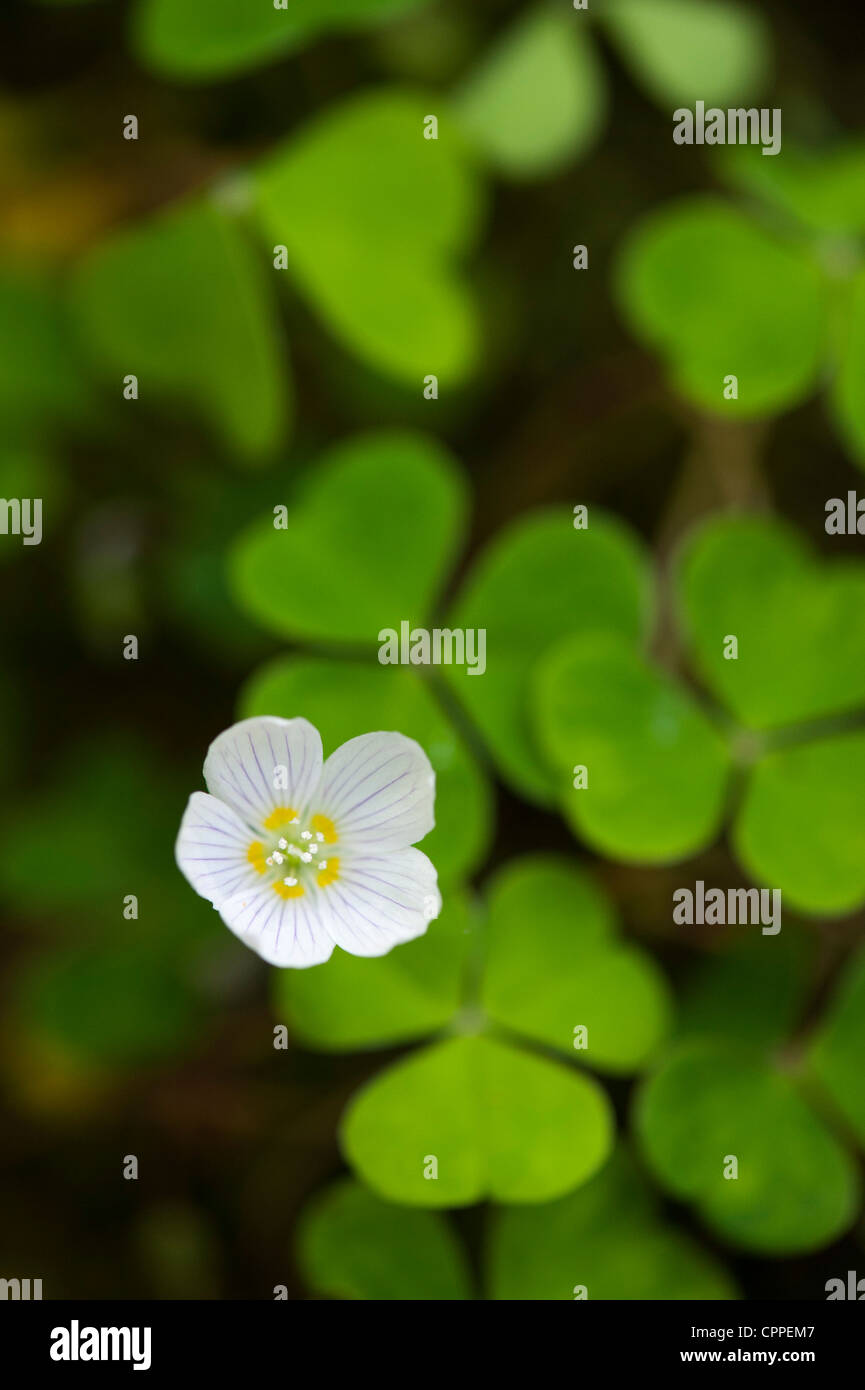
[675,929,814,1053]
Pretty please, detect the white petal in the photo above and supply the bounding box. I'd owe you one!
[203,716,323,831]
[218,881,334,969]
[175,792,264,908]
[313,732,436,852]
[315,848,441,958]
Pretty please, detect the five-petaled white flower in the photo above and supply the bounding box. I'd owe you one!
[175,717,441,968]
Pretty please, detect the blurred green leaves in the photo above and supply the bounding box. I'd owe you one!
[231,431,467,642]
[299,1154,737,1300]
[616,145,865,472]
[451,7,605,179]
[299,1177,472,1299]
[255,91,483,386]
[489,1149,736,1300]
[0,739,215,1068]
[637,1042,859,1253]
[600,0,770,108]
[134,0,429,81]
[616,199,825,417]
[70,198,289,463]
[636,935,865,1255]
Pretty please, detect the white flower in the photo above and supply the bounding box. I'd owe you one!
[175,717,441,968]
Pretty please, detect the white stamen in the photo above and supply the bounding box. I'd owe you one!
[315,832,325,842]
[283,876,298,887]
[301,830,312,841]
[278,837,288,850]
[302,852,312,863]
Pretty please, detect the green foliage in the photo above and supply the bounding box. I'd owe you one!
[678,514,865,730]
[255,91,483,385]
[636,1042,859,1253]
[230,431,467,642]
[525,510,865,914]
[134,0,428,81]
[488,1149,737,1300]
[0,271,91,444]
[809,946,865,1147]
[600,0,770,107]
[271,890,473,1053]
[616,199,825,417]
[535,634,730,861]
[298,1178,472,1300]
[446,510,652,802]
[298,1155,737,1301]
[674,930,814,1053]
[0,740,213,1066]
[451,7,605,179]
[734,735,865,916]
[617,145,865,471]
[271,852,662,1205]
[482,856,671,1071]
[342,1033,613,1207]
[17,946,200,1067]
[69,198,288,462]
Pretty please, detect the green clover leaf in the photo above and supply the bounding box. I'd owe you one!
[677,513,865,731]
[534,633,731,862]
[481,855,671,1071]
[599,0,770,108]
[69,198,289,463]
[341,1033,613,1207]
[616,197,825,418]
[636,1041,859,1254]
[272,854,665,1205]
[450,6,605,180]
[133,0,428,81]
[254,90,483,386]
